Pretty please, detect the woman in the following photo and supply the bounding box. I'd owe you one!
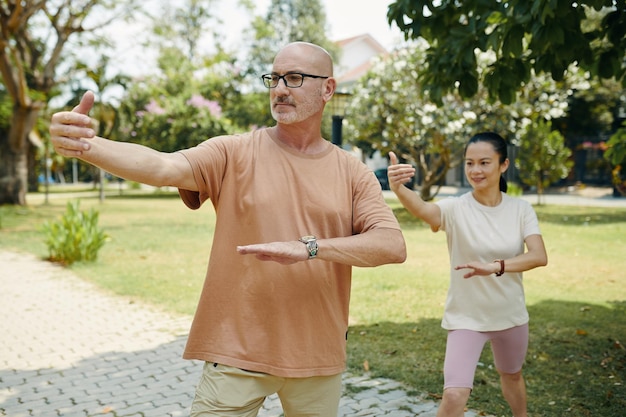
[388,132,548,417]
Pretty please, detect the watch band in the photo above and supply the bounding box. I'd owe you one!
[299,235,318,259]
[493,259,505,276]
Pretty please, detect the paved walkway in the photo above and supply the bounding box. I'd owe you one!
[0,250,487,417]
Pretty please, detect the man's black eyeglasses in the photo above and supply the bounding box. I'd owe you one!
[261,72,329,88]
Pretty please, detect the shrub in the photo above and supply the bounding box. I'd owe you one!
[507,182,523,196]
[42,200,108,265]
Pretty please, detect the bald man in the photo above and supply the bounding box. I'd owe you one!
[50,42,406,416]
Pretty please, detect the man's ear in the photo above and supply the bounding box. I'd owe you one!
[323,77,337,103]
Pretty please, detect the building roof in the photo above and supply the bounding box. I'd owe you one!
[336,33,388,54]
[334,34,389,88]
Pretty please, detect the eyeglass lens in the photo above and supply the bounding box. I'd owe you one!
[265,74,304,88]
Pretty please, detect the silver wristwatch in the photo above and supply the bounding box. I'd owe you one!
[299,235,318,259]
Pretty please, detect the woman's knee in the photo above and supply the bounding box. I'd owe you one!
[442,387,472,405]
[498,369,524,383]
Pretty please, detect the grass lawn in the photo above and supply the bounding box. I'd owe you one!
[1,189,625,416]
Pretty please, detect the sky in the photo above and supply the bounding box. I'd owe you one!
[106,0,403,77]
[322,0,403,47]
[218,0,404,49]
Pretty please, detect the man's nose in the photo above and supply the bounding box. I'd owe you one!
[275,78,290,91]
[272,84,291,100]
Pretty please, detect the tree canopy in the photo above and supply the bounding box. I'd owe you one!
[244,0,340,79]
[516,118,572,203]
[345,40,578,199]
[387,0,625,104]
[97,0,340,154]
[0,0,138,205]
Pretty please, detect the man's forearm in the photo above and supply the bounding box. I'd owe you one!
[317,228,406,267]
[79,137,195,190]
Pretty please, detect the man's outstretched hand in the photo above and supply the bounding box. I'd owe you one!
[237,241,309,265]
[49,91,96,157]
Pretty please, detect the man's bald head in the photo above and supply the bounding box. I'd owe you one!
[273,42,334,77]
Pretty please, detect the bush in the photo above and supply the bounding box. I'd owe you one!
[507,182,523,196]
[42,200,108,265]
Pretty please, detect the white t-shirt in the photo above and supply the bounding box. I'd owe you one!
[436,192,541,331]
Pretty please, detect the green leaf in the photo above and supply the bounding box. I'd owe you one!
[503,24,524,57]
[458,73,479,98]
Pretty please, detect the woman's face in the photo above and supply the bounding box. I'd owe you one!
[464,141,508,191]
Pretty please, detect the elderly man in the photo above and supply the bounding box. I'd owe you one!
[50,41,406,417]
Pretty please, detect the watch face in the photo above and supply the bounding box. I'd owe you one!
[299,236,318,259]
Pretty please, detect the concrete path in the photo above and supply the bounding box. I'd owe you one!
[0,250,483,417]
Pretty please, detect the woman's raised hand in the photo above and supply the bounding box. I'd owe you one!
[387,151,415,192]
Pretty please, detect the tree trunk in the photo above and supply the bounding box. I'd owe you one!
[418,150,450,201]
[0,104,41,205]
[536,177,545,205]
[0,134,28,205]
[420,169,447,201]
[28,142,39,192]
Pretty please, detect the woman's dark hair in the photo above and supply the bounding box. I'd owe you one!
[464,132,508,193]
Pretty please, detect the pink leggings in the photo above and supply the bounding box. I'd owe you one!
[443,323,529,389]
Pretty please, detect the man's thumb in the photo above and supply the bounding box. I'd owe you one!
[72,91,95,115]
[389,151,398,165]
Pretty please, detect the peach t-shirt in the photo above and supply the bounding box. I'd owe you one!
[177,128,400,377]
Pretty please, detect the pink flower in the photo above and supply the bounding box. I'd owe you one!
[145,99,166,115]
[187,94,222,118]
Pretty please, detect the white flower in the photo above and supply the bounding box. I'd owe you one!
[462,111,477,120]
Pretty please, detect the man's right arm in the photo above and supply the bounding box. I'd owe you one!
[50,91,198,191]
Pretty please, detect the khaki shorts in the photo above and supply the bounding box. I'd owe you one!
[191,362,343,417]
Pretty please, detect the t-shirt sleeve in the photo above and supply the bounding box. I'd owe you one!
[435,196,457,232]
[522,200,541,238]
[176,135,233,210]
[352,162,401,233]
